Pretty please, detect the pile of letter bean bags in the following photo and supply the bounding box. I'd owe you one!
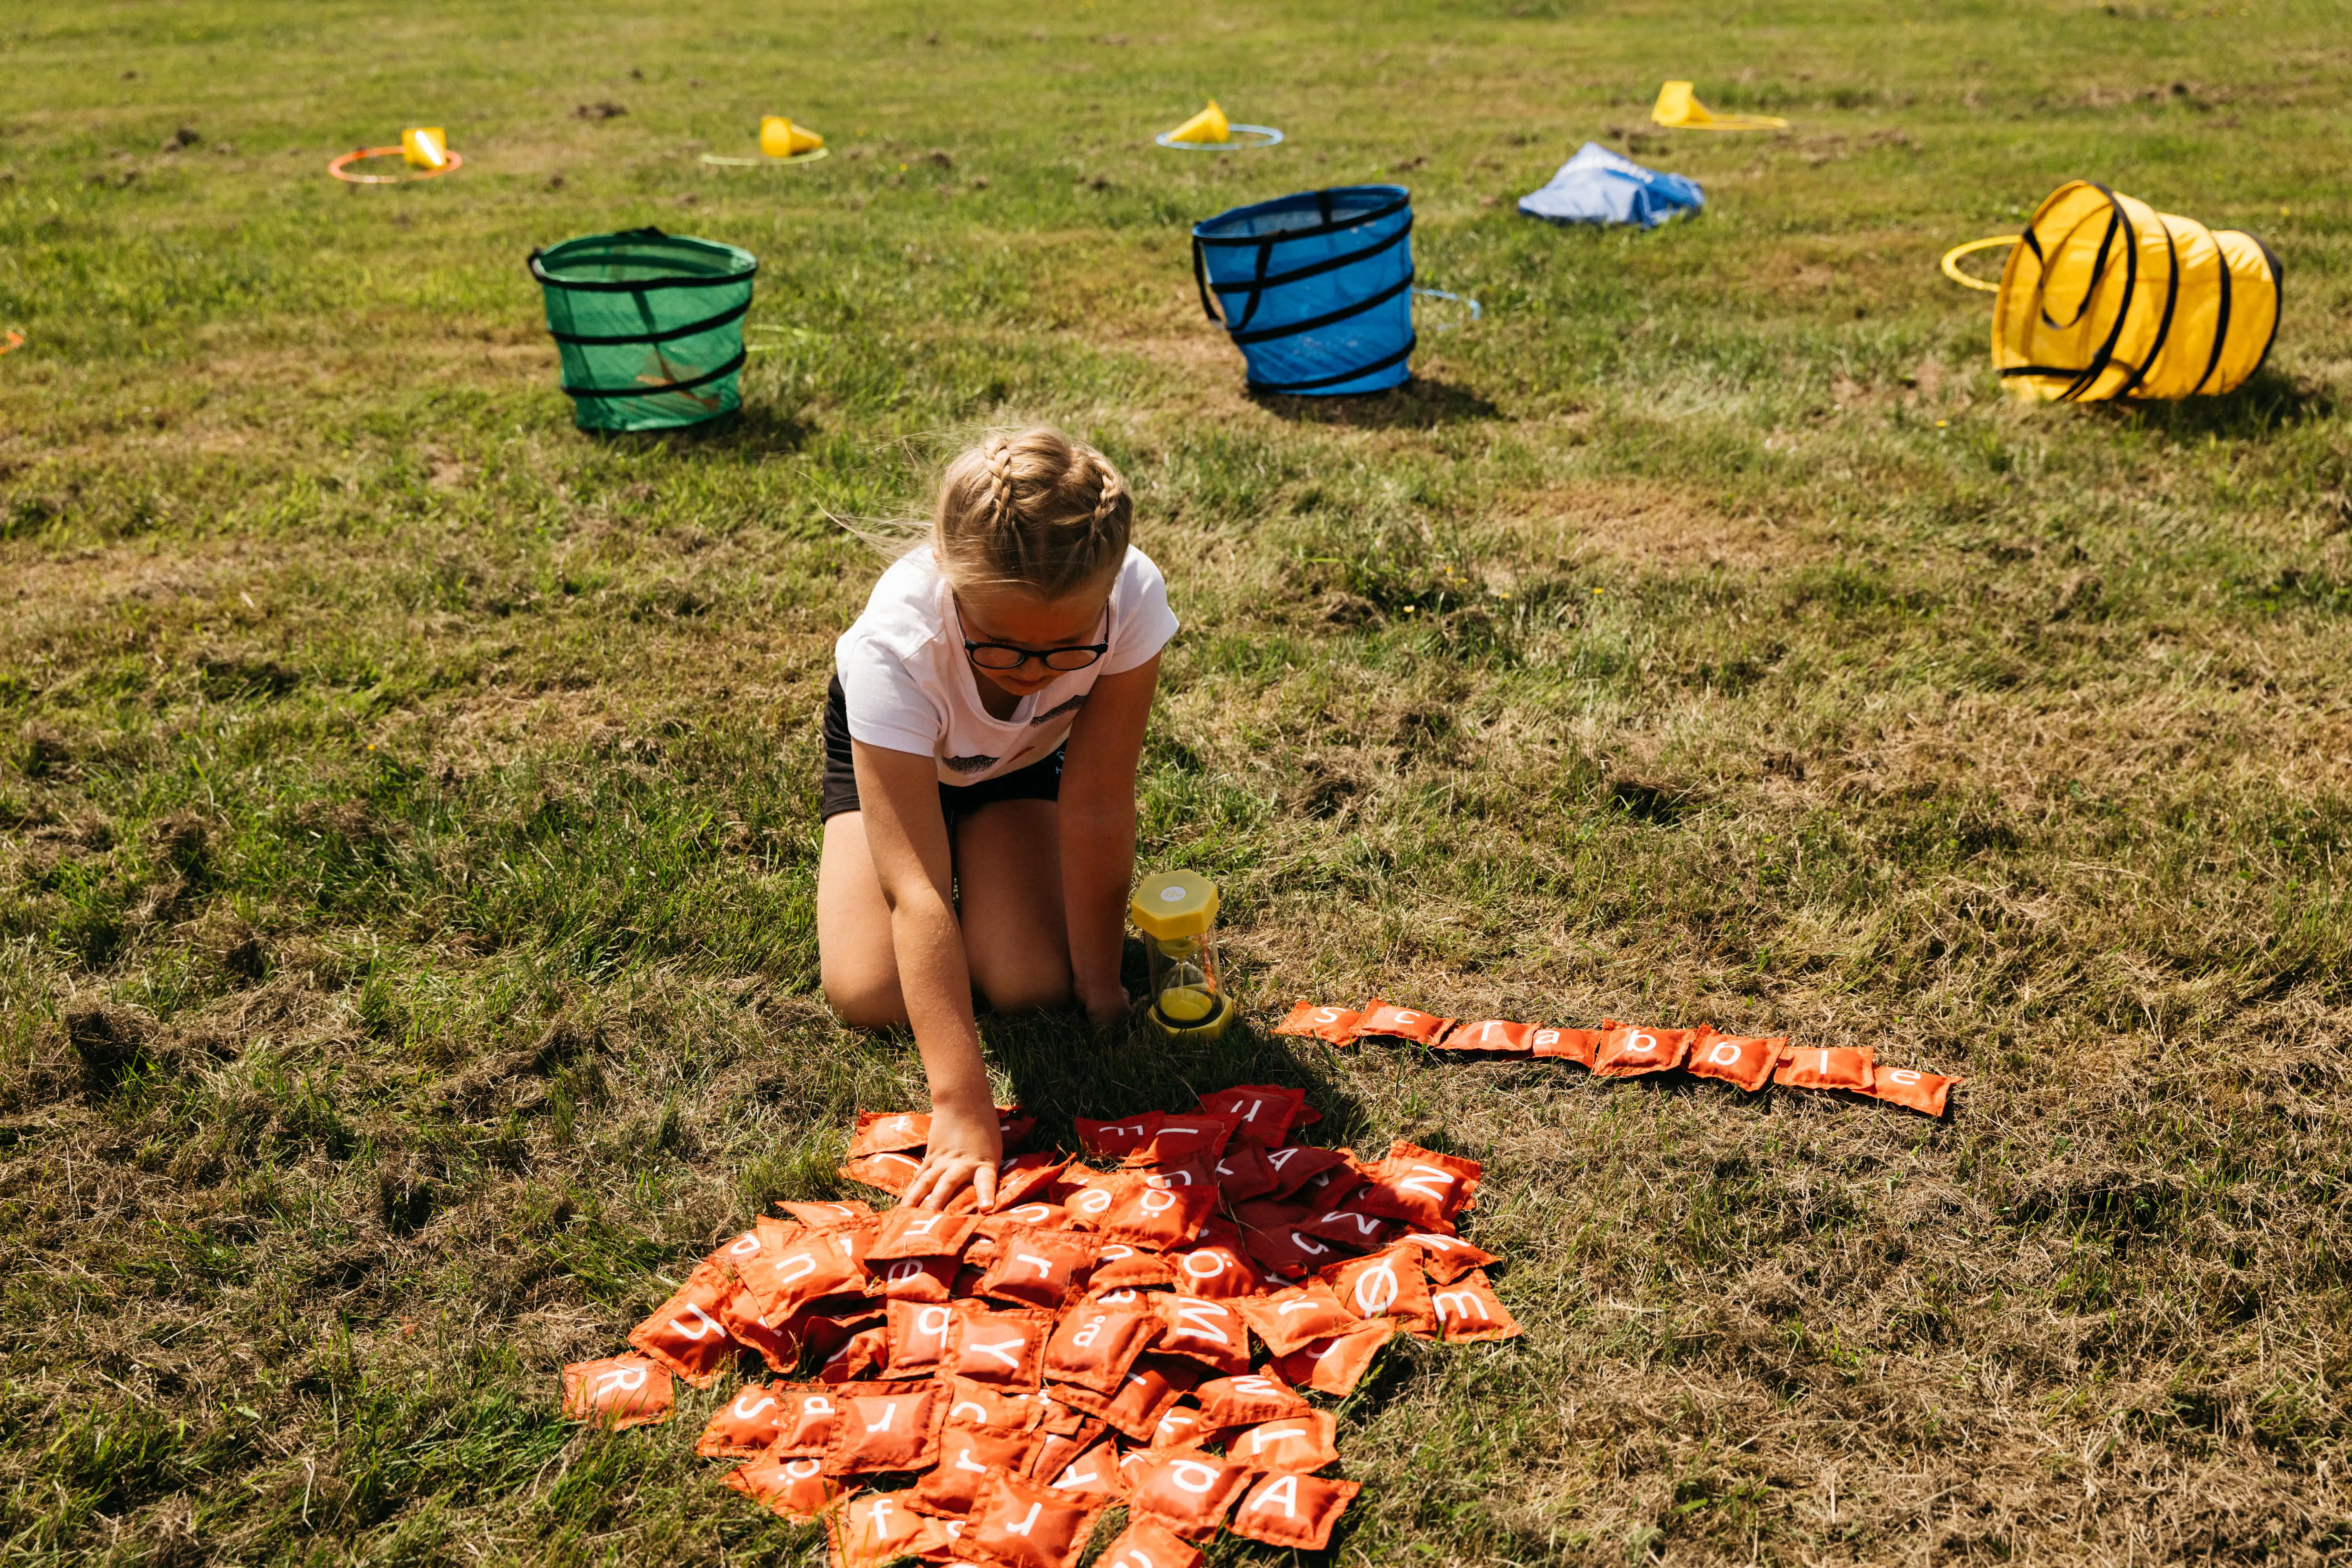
[559,1088,1514,1567]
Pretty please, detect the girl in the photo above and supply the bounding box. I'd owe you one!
[817,428,1177,1210]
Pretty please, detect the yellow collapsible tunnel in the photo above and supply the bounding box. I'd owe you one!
[1990,180,2280,403]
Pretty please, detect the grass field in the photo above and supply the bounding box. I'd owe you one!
[4,0,2352,1562]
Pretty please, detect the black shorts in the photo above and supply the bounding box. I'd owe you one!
[820,675,1063,825]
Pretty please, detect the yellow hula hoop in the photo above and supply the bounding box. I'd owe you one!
[328,146,465,185]
[699,147,831,167]
[1681,114,1788,131]
[1940,235,2018,293]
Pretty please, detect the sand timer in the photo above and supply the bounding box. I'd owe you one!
[1129,869,1233,1040]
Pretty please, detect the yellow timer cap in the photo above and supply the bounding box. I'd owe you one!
[1131,869,1218,941]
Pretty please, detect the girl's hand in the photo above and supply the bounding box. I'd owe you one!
[1079,982,1130,1033]
[902,1102,1004,1211]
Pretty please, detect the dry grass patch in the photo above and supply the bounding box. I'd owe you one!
[1506,479,1821,573]
[5,2,2352,1564]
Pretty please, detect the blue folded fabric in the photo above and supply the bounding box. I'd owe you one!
[1517,142,1704,229]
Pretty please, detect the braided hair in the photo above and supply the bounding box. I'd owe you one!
[937,426,1133,598]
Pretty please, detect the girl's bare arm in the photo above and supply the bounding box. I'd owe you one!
[1057,654,1161,1025]
[850,739,1001,1208]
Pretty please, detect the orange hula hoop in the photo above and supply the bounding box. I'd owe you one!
[0,331,23,356]
[328,146,465,185]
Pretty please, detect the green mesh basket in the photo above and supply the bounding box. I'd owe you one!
[527,227,757,432]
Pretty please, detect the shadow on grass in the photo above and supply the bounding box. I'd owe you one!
[981,940,1371,1145]
[1247,375,1501,430]
[987,1012,1371,1152]
[580,401,815,458]
[2087,365,2337,441]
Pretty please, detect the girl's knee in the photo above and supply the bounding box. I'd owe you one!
[822,962,907,1030]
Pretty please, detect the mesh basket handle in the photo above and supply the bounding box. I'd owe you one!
[1192,236,1220,323]
[526,227,685,287]
[1191,238,1279,332]
[1232,242,1275,333]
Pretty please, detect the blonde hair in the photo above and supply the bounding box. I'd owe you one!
[931,427,1132,598]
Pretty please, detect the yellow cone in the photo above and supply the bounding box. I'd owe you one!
[1651,80,1786,131]
[1652,82,1707,126]
[1166,101,1230,145]
[760,115,825,158]
[401,127,448,169]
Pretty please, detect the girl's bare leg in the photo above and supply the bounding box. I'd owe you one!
[951,799,1073,1013]
[818,800,1073,1023]
[817,811,908,1027]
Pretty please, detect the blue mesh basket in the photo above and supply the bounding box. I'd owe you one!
[1191,185,1414,396]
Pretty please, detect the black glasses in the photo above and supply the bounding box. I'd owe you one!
[963,638,1111,672]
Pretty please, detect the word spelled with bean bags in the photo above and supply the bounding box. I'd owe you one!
[1277,1004,1961,1116]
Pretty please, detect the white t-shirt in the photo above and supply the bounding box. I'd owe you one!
[835,545,1178,786]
